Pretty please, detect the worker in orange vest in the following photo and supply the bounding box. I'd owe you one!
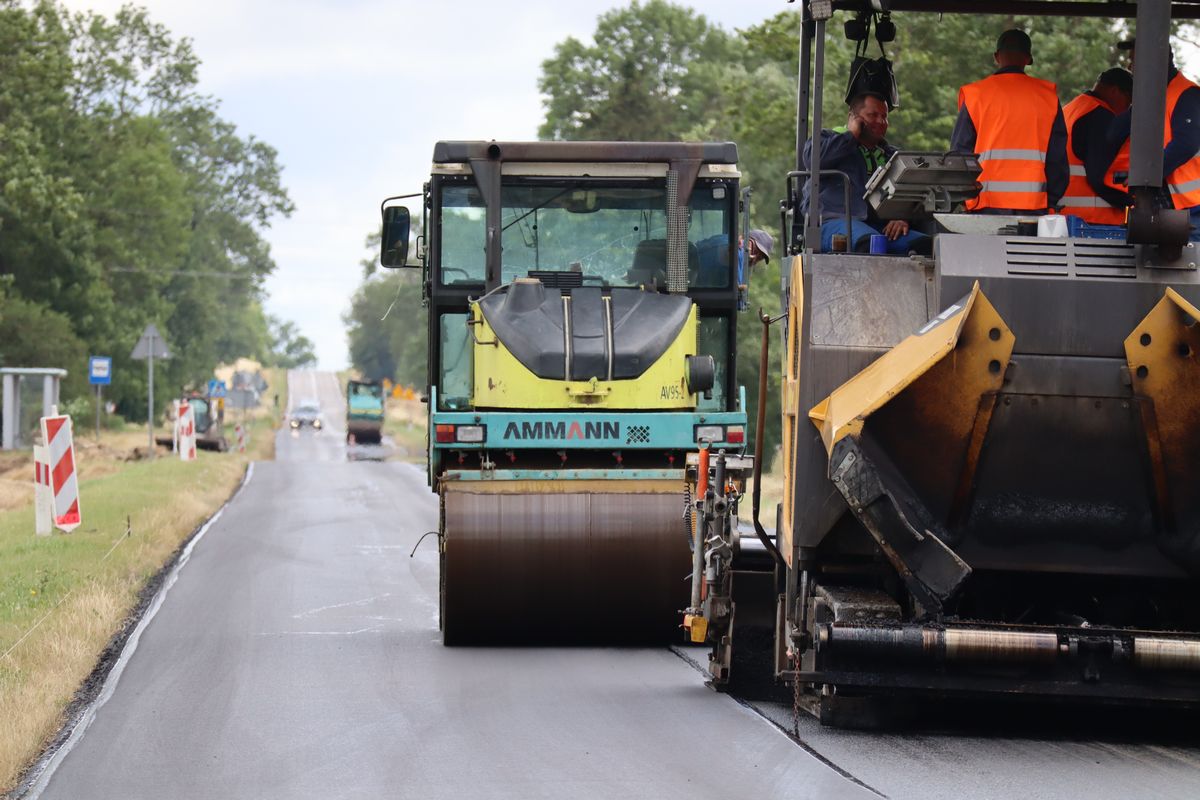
[1112,39,1200,241]
[1061,68,1133,224]
[951,29,1069,215]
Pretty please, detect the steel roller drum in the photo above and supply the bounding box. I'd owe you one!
[441,480,691,644]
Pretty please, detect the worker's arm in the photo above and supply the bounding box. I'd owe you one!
[1163,85,1200,177]
[1076,107,1133,209]
[1045,106,1070,208]
[804,129,859,166]
[949,104,976,155]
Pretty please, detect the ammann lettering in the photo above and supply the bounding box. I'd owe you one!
[502,420,621,440]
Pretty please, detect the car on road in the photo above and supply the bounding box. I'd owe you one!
[289,402,323,431]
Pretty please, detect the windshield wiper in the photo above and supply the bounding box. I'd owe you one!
[501,186,576,232]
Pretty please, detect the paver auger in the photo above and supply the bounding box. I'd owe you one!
[380,141,753,643]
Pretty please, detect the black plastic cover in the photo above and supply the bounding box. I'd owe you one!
[569,287,608,381]
[478,282,693,383]
[609,289,692,379]
[478,280,566,379]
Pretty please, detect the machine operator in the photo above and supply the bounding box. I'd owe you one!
[802,92,932,256]
[1060,68,1134,224]
[951,29,1069,216]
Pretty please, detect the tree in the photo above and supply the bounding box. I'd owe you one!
[269,318,317,369]
[345,236,428,387]
[0,2,294,421]
[539,0,735,141]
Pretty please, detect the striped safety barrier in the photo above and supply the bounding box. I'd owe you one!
[32,444,52,536]
[39,414,81,533]
[178,401,197,462]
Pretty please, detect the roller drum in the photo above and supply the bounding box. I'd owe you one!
[441,480,691,644]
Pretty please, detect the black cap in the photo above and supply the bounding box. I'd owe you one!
[1116,38,1173,63]
[996,29,1033,64]
[1098,67,1133,95]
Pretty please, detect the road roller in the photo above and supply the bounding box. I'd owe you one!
[379,141,752,643]
[687,0,1200,721]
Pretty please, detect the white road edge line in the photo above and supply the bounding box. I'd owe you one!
[25,462,257,799]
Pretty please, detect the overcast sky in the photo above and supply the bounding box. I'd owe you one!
[57,0,788,369]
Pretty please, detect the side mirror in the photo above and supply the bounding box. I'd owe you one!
[380,205,412,268]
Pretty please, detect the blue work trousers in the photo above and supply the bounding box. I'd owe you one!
[820,218,931,255]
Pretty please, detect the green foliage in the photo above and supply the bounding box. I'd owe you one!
[269,317,317,369]
[539,0,735,141]
[0,1,306,423]
[0,285,88,399]
[344,238,427,387]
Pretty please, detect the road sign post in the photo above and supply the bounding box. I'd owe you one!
[130,325,171,457]
[88,356,112,441]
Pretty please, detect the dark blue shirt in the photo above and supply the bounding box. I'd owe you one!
[950,66,1070,208]
[1109,67,1200,183]
[801,129,896,224]
[1070,93,1132,209]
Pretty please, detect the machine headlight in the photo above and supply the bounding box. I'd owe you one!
[695,424,724,443]
[455,425,486,443]
[313,419,322,429]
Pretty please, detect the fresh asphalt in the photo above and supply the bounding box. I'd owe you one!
[24,370,1200,799]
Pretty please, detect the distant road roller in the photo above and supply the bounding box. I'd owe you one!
[687,0,1200,721]
[379,141,753,643]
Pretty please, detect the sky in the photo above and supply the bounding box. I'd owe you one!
[58,0,790,370]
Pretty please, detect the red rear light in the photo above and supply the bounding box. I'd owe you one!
[726,426,745,444]
[435,424,455,443]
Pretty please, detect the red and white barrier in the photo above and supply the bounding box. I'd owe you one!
[32,444,52,536]
[171,398,181,452]
[178,401,197,462]
[40,414,81,533]
[235,423,246,453]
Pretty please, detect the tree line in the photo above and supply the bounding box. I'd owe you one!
[345,1,1186,459]
[0,1,312,423]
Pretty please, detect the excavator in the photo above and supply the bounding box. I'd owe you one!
[686,0,1200,722]
[379,141,753,643]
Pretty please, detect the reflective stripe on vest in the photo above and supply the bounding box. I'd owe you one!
[959,72,1060,211]
[1165,73,1200,209]
[1061,92,1126,224]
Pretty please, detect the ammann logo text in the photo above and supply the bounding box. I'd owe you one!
[502,421,621,441]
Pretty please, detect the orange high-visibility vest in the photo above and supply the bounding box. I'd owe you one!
[1165,72,1200,209]
[1061,93,1129,224]
[959,72,1061,211]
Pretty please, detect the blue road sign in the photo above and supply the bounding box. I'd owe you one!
[208,379,228,398]
[88,356,112,385]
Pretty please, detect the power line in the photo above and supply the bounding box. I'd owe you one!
[106,267,263,279]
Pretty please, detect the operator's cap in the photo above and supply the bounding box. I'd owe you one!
[996,29,1033,64]
[747,229,774,264]
[1116,38,1173,63]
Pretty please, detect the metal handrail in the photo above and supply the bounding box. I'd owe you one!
[786,169,854,253]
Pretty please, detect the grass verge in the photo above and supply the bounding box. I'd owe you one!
[0,413,275,793]
[385,397,427,462]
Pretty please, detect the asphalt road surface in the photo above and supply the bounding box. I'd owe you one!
[23,370,1200,799]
